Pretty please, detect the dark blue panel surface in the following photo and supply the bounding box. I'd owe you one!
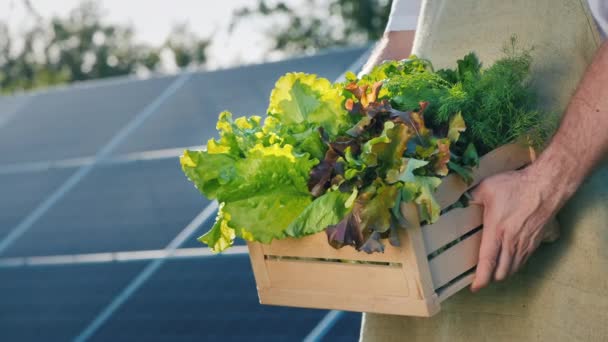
[0,168,74,243]
[3,158,207,257]
[0,75,176,165]
[92,256,329,342]
[323,312,362,341]
[0,262,145,342]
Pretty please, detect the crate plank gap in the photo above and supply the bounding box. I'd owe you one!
[247,143,543,317]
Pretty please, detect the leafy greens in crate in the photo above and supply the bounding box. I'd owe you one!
[181,48,546,253]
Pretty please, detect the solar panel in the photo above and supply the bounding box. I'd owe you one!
[0,46,368,341]
[0,168,74,242]
[0,94,29,128]
[2,159,209,257]
[90,257,330,342]
[0,262,146,341]
[0,76,177,164]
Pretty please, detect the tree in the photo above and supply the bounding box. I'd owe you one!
[165,24,209,68]
[230,0,392,55]
[0,1,210,93]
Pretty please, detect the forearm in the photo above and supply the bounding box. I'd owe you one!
[527,41,608,211]
[358,30,416,76]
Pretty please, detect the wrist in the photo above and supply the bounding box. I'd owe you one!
[523,142,582,213]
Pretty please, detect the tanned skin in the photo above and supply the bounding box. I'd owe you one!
[363,32,608,291]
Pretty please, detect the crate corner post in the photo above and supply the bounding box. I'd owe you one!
[400,201,442,316]
[247,241,271,304]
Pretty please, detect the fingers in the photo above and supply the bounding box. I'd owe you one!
[509,249,528,277]
[471,218,501,292]
[493,240,513,281]
[509,235,542,276]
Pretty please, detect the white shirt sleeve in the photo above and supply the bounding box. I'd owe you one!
[588,0,607,39]
[385,0,422,32]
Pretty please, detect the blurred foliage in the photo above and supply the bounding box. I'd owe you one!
[1,0,393,93]
[230,0,392,54]
[0,1,209,93]
[165,23,210,68]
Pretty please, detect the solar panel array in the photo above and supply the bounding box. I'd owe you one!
[0,46,368,341]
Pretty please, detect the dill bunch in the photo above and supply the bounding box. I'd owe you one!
[462,49,541,153]
[385,72,451,115]
[381,43,549,155]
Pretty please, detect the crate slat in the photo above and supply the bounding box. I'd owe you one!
[474,143,533,182]
[422,204,483,254]
[436,174,470,210]
[264,259,410,297]
[258,287,440,317]
[437,273,475,302]
[261,232,402,263]
[435,143,533,209]
[428,230,482,289]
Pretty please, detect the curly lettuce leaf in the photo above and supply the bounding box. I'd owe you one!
[308,149,339,197]
[326,183,399,253]
[181,143,317,249]
[396,158,429,183]
[267,72,349,136]
[289,126,326,160]
[180,150,237,199]
[222,191,312,244]
[285,190,351,237]
[391,157,442,224]
[359,183,399,234]
[415,176,442,223]
[199,204,237,253]
[360,121,411,172]
[207,111,264,157]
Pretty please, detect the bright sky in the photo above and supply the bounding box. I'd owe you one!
[0,0,298,69]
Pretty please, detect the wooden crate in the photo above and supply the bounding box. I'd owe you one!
[247,143,535,317]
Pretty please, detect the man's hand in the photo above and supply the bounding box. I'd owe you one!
[468,42,608,292]
[469,168,559,291]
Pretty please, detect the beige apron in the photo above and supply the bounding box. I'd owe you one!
[361,0,608,341]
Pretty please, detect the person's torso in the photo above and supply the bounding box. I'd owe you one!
[388,0,607,39]
[361,2,608,341]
